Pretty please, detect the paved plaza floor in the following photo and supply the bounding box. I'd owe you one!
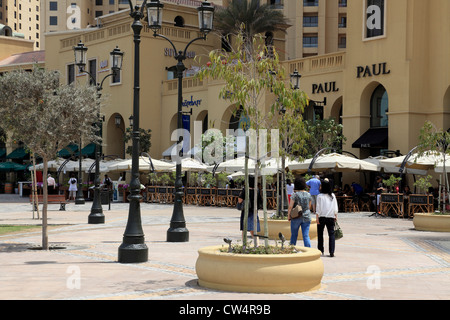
[0,193,449,306]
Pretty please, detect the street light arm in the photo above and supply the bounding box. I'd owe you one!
[98,72,116,92]
[183,35,207,57]
[153,32,178,54]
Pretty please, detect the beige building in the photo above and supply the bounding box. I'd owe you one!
[0,0,41,49]
[39,0,450,189]
[284,0,347,59]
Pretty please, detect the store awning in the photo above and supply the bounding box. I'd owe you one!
[81,143,96,158]
[352,128,388,149]
[57,143,79,158]
[0,161,30,172]
[6,147,30,160]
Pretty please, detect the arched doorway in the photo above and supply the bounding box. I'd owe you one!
[370,84,389,128]
[330,96,343,124]
[444,86,450,130]
[353,83,389,157]
[196,110,208,135]
[107,113,126,159]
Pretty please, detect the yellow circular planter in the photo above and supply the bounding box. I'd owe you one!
[260,219,317,241]
[413,213,450,232]
[195,245,324,294]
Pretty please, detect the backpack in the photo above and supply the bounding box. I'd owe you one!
[70,178,76,184]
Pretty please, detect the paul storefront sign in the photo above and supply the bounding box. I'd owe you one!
[312,82,339,94]
[357,62,390,78]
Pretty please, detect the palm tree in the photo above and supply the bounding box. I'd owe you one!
[214,0,289,51]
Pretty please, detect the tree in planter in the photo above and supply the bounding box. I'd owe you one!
[0,68,101,250]
[383,175,402,193]
[416,121,450,213]
[196,28,308,251]
[414,175,433,195]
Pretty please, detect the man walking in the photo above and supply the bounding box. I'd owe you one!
[307,175,321,213]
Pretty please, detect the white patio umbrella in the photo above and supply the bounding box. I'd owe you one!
[174,157,208,172]
[364,156,427,175]
[107,157,175,172]
[288,153,379,173]
[63,158,95,172]
[378,153,443,173]
[29,158,67,171]
[208,156,257,174]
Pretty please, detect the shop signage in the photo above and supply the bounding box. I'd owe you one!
[357,62,390,78]
[312,82,339,94]
[164,48,196,59]
[182,96,202,107]
[99,59,108,69]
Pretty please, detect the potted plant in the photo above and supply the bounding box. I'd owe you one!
[194,28,323,293]
[383,174,402,193]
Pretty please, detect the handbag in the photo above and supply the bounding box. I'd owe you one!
[290,204,303,219]
[334,222,343,240]
[236,201,244,211]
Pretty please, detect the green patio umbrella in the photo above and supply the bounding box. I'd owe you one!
[0,162,28,172]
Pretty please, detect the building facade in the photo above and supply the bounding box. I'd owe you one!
[39,0,450,187]
[0,0,41,49]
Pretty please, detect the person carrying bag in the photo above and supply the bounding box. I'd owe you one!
[316,180,339,257]
[287,177,312,247]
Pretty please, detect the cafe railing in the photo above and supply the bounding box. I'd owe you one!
[143,186,278,209]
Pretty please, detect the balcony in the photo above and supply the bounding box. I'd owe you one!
[285,51,346,76]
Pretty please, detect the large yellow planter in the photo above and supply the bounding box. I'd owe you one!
[413,213,450,232]
[260,219,317,240]
[195,245,324,294]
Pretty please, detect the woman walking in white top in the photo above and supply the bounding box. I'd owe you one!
[315,180,338,257]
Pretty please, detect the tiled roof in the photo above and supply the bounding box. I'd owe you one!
[0,50,45,67]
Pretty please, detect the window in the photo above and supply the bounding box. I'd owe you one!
[88,59,97,86]
[109,0,115,5]
[174,16,184,27]
[49,16,58,25]
[365,0,385,39]
[111,55,121,85]
[49,1,57,11]
[303,15,318,27]
[370,85,388,128]
[67,64,75,84]
[95,11,103,17]
[96,0,103,5]
[303,36,318,47]
[303,0,318,7]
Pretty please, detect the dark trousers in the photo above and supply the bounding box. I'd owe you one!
[317,217,335,255]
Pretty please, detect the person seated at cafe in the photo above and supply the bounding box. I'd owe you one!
[351,182,363,195]
[403,185,412,196]
[342,184,351,196]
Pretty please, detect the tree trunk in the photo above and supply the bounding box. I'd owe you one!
[42,158,49,250]
[31,154,40,220]
[242,134,249,252]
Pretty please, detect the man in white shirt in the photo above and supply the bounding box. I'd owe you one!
[47,174,56,194]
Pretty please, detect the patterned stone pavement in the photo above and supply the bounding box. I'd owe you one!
[0,194,449,304]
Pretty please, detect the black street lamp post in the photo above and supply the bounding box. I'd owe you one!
[117,1,151,263]
[146,0,215,242]
[73,41,124,224]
